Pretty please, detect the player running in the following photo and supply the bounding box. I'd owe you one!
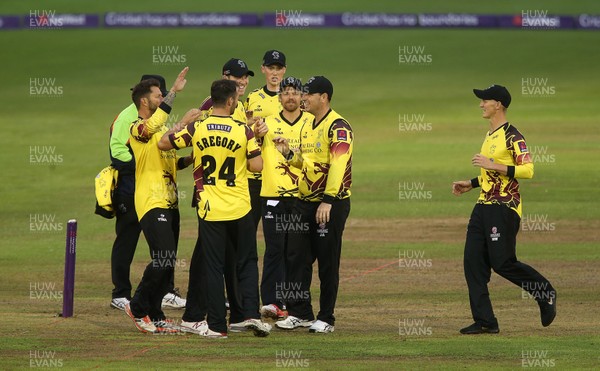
[452,84,556,334]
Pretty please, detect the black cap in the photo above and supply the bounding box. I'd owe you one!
[222,58,254,77]
[303,76,333,100]
[131,75,168,97]
[262,50,286,66]
[139,74,168,97]
[279,76,302,91]
[473,84,511,108]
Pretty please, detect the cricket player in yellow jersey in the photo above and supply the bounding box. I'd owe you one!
[198,58,254,124]
[453,84,556,335]
[124,67,201,334]
[186,58,259,325]
[246,50,286,118]
[108,74,186,312]
[244,50,287,230]
[158,79,271,338]
[254,77,313,319]
[273,76,352,333]
[192,58,258,207]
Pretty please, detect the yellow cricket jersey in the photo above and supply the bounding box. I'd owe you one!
[168,115,261,221]
[199,96,247,124]
[473,122,534,217]
[245,87,282,182]
[290,109,353,203]
[129,103,179,220]
[261,110,314,198]
[245,86,282,118]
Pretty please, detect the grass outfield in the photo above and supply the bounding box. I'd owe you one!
[1,0,600,369]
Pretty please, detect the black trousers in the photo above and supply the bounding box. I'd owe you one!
[111,194,175,299]
[464,204,555,327]
[182,214,243,324]
[199,212,260,333]
[130,208,180,321]
[111,194,141,299]
[182,216,207,323]
[285,198,350,326]
[260,197,297,308]
[248,178,263,231]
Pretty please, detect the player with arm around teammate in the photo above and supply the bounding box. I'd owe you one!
[158,79,271,338]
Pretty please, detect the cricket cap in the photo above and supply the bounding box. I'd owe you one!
[303,76,333,100]
[262,50,286,66]
[279,76,302,91]
[222,58,254,77]
[473,84,511,108]
[131,75,168,97]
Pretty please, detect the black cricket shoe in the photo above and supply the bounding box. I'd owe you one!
[538,292,557,327]
[459,323,500,335]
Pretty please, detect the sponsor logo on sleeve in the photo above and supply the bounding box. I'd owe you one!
[518,141,529,153]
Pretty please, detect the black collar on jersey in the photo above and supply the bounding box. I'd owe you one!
[312,108,332,130]
[210,114,232,118]
[263,85,278,97]
[279,110,303,126]
[488,121,509,135]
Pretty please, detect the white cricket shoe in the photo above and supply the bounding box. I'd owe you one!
[110,297,129,311]
[230,318,271,337]
[200,328,228,339]
[162,291,186,309]
[181,320,209,335]
[124,303,157,334]
[228,321,248,333]
[309,320,334,333]
[275,316,314,330]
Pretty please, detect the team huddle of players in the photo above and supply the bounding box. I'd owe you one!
[111,50,354,338]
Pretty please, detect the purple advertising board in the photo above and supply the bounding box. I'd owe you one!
[0,16,20,29]
[104,12,258,27]
[576,14,600,29]
[340,13,418,28]
[24,13,99,29]
[418,13,498,28]
[498,14,576,29]
[263,12,340,28]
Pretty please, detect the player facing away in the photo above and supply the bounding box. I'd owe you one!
[124,67,201,334]
[452,84,556,334]
[244,50,287,231]
[108,74,186,312]
[273,76,353,333]
[185,57,257,322]
[158,79,271,338]
[254,77,314,320]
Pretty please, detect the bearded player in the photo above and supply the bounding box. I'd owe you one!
[254,77,313,320]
